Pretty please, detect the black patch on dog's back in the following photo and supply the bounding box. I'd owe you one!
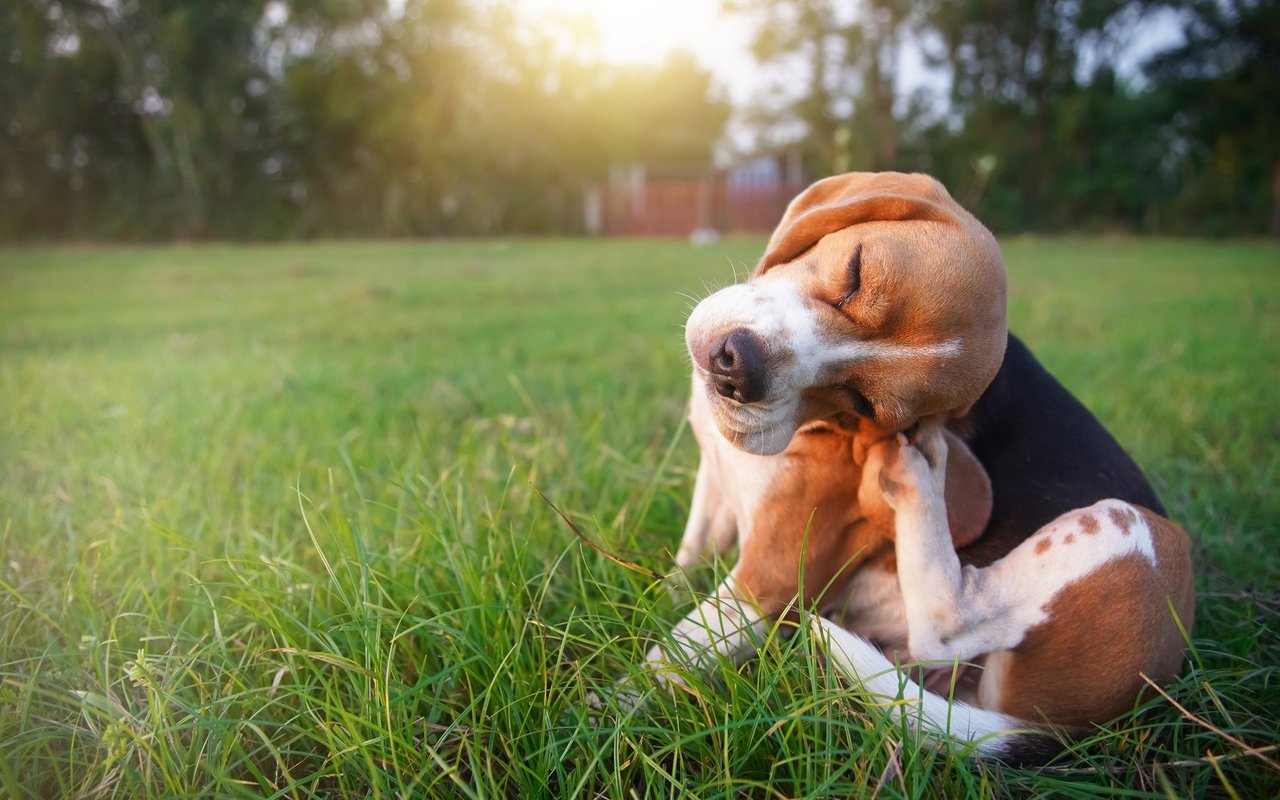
[958,333,1165,567]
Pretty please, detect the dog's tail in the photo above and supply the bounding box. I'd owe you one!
[811,617,1063,766]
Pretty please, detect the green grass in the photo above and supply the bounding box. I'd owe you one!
[1,237,1277,798]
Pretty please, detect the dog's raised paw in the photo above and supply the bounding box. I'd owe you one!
[878,429,947,509]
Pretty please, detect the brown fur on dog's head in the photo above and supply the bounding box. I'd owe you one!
[756,172,1007,429]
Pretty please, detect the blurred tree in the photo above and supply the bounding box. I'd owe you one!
[729,0,854,173]
[724,0,909,175]
[861,1,911,170]
[69,0,273,236]
[924,0,1131,228]
[1143,0,1280,237]
[594,52,731,165]
[1047,67,1171,230]
[0,0,727,239]
[727,0,1276,236]
[2,1,155,238]
[3,0,1274,238]
[271,0,467,235]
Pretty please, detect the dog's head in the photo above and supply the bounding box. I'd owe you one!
[686,172,1007,455]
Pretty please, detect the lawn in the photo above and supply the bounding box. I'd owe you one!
[1,237,1277,798]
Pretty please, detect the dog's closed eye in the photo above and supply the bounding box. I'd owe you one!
[834,243,863,308]
[843,385,874,418]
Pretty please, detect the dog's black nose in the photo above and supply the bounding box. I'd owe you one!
[709,328,766,404]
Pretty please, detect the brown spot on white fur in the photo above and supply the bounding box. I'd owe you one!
[1109,505,1137,534]
[1079,514,1100,535]
[987,511,1194,726]
[1034,538,1052,555]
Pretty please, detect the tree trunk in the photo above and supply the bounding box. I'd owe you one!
[171,108,206,238]
[1271,157,1280,240]
[1020,5,1057,226]
[870,5,901,171]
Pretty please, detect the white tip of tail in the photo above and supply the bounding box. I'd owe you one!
[809,616,1062,765]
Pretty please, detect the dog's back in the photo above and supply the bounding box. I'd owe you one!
[958,332,1165,567]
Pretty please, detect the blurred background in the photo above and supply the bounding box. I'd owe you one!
[2,0,1277,242]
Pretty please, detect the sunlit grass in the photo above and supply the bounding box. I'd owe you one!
[1,237,1277,797]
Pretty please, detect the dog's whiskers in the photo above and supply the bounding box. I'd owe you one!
[724,256,748,285]
[675,289,702,306]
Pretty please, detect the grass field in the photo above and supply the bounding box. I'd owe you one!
[2,237,1278,798]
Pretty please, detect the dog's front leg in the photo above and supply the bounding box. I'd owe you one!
[593,574,766,713]
[673,455,737,573]
[645,573,767,684]
[879,428,1018,662]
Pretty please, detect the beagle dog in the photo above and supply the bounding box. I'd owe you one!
[640,172,1194,764]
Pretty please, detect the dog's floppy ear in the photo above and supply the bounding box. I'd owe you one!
[942,429,992,549]
[756,172,959,275]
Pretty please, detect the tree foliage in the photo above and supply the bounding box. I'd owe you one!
[2,0,1275,239]
[1143,0,1280,236]
[1,0,728,239]
[730,0,1279,236]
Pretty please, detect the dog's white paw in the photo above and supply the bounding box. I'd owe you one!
[879,429,947,511]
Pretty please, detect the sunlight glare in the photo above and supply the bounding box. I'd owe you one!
[522,0,726,65]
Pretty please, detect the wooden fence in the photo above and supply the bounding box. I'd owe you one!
[594,181,807,236]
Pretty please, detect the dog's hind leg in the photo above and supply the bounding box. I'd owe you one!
[875,426,1195,729]
[809,615,1037,760]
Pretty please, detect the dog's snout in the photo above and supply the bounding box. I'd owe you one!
[708,328,766,404]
